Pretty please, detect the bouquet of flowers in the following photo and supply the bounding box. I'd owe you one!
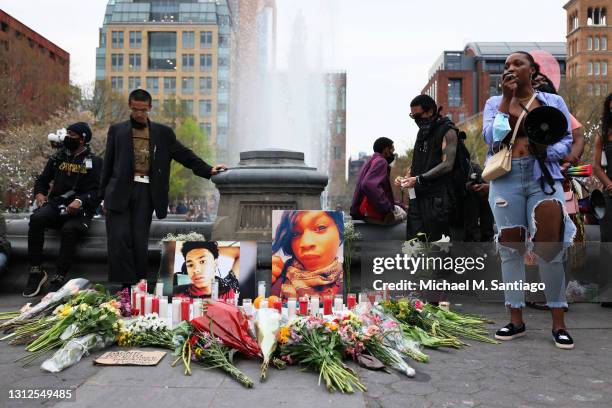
[17,296,122,366]
[0,279,90,330]
[191,301,261,358]
[40,332,116,373]
[171,321,254,388]
[379,299,497,345]
[361,308,428,364]
[255,308,280,381]
[278,316,367,393]
[337,313,416,377]
[118,314,173,348]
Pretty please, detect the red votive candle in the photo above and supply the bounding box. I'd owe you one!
[152,297,160,314]
[140,295,146,315]
[273,299,282,313]
[299,297,308,315]
[181,300,190,322]
[347,293,356,310]
[323,296,333,315]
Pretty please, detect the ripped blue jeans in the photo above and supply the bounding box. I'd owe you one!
[488,156,576,308]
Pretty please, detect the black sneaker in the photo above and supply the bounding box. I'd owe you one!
[552,329,574,350]
[47,273,66,292]
[23,266,48,298]
[495,323,526,340]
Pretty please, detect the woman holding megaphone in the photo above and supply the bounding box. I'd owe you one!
[482,51,577,349]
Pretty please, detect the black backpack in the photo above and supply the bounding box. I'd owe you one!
[450,127,472,198]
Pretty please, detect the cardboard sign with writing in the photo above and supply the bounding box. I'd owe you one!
[94,350,166,366]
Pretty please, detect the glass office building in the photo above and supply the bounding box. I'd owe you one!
[96,0,233,160]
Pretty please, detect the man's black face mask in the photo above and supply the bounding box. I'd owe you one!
[63,137,81,151]
[415,116,436,132]
[386,153,396,164]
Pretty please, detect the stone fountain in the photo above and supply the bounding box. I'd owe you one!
[211,149,328,241]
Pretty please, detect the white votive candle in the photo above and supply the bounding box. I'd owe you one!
[287,298,297,319]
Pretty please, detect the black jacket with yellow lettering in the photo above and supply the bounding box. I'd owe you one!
[33,147,103,218]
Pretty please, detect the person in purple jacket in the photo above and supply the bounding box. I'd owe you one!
[483,51,576,349]
[350,137,405,224]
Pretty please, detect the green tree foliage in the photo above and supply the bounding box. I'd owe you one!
[168,117,215,201]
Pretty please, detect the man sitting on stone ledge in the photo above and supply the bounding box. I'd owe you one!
[350,137,406,225]
[24,122,103,297]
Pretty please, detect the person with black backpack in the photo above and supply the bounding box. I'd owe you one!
[398,95,457,242]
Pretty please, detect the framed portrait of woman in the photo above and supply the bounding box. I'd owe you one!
[271,210,344,299]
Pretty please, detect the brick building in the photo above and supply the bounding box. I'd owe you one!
[422,42,566,123]
[564,0,610,96]
[0,10,70,127]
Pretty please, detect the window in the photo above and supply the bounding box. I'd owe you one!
[218,57,230,68]
[587,83,593,95]
[448,79,462,107]
[163,99,177,116]
[603,62,608,76]
[128,76,141,90]
[112,31,124,48]
[340,86,346,110]
[200,54,212,72]
[111,54,124,71]
[129,31,141,49]
[200,31,213,48]
[489,75,503,96]
[111,76,123,91]
[182,31,195,49]
[163,77,176,94]
[595,62,600,76]
[199,77,212,95]
[587,37,593,50]
[336,117,344,134]
[588,62,593,75]
[327,84,337,111]
[602,37,608,50]
[587,7,607,26]
[199,122,212,136]
[182,77,194,94]
[595,84,602,96]
[595,37,600,50]
[218,103,228,113]
[148,32,176,70]
[146,77,159,94]
[181,100,194,116]
[152,99,159,112]
[446,113,453,121]
[199,100,212,117]
[333,146,342,160]
[219,34,230,48]
[459,113,465,123]
[182,54,194,71]
[128,54,141,70]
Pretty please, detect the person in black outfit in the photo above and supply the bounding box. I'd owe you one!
[24,122,103,297]
[100,89,226,286]
[593,93,612,308]
[463,161,494,242]
[399,95,458,241]
[0,212,10,275]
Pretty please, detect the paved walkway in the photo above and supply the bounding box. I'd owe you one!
[0,295,611,408]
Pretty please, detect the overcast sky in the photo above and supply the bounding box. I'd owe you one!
[0,0,567,157]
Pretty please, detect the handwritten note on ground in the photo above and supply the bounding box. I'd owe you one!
[94,350,166,366]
